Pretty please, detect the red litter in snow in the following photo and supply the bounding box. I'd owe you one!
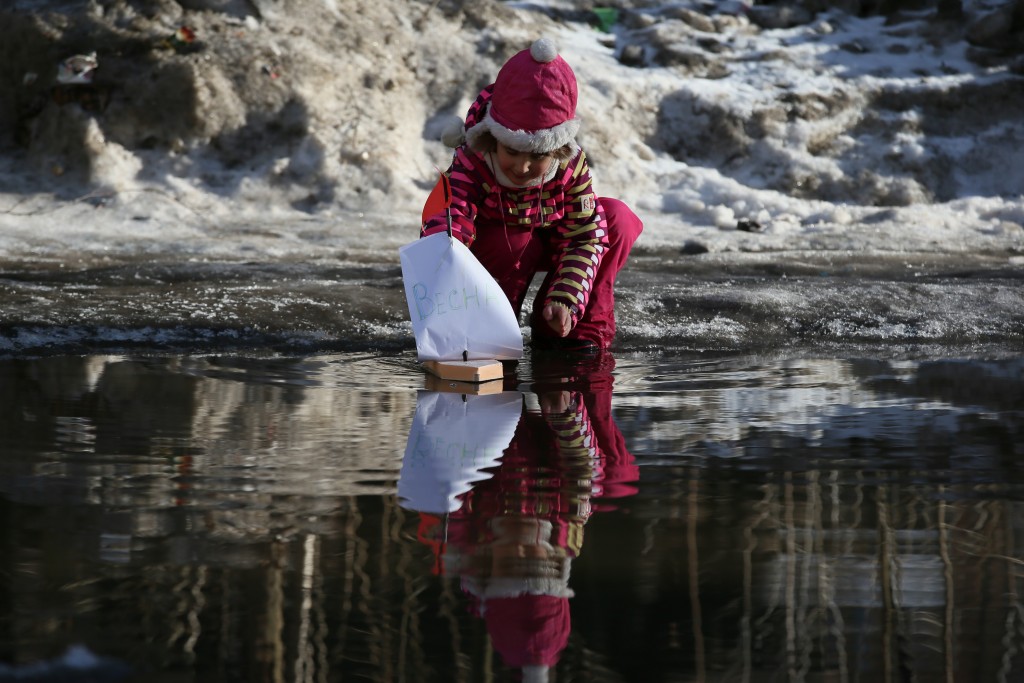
[174,26,196,45]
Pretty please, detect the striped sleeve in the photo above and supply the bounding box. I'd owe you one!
[420,146,486,246]
[544,392,600,512]
[543,150,608,325]
[420,86,495,245]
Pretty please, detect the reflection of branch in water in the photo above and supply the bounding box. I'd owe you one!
[294,534,320,683]
[784,472,797,681]
[641,517,657,556]
[184,566,207,660]
[437,578,468,683]
[332,496,359,665]
[825,470,850,683]
[313,542,328,683]
[687,475,705,681]
[167,565,208,665]
[742,481,773,681]
[888,483,921,683]
[355,499,382,673]
[376,497,396,680]
[753,479,782,657]
[940,493,954,683]
[396,505,428,680]
[799,469,820,681]
[998,499,1023,683]
[267,541,286,681]
[852,470,865,536]
[876,485,892,683]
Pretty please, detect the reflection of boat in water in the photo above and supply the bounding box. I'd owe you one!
[397,390,522,515]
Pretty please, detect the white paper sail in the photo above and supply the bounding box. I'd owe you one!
[399,232,524,361]
[397,390,523,514]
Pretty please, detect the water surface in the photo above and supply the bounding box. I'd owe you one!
[2,350,1023,682]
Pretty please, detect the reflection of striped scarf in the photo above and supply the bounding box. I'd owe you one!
[423,89,609,325]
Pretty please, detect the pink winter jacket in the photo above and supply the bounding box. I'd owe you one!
[421,85,609,326]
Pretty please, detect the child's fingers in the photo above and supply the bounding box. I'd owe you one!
[543,304,571,336]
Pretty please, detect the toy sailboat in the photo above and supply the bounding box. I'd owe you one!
[399,172,523,383]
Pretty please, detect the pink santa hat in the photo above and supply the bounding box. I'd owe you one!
[484,594,571,676]
[462,38,580,154]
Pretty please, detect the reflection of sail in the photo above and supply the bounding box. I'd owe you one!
[397,390,522,514]
[399,232,523,361]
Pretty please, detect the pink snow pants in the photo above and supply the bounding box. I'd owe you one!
[470,198,643,349]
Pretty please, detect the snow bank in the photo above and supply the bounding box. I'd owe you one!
[0,0,1022,262]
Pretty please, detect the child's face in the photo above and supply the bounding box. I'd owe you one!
[495,143,554,187]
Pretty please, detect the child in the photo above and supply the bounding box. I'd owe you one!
[421,38,643,353]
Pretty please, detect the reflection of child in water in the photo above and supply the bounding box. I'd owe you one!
[417,357,638,679]
[463,517,574,680]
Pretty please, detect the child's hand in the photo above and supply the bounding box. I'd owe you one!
[540,390,572,414]
[542,303,572,337]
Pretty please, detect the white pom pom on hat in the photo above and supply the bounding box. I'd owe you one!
[463,37,580,154]
[440,115,466,148]
[522,666,550,683]
[530,37,558,63]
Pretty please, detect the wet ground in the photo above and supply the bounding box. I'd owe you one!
[1,348,1023,682]
[1,248,1021,356]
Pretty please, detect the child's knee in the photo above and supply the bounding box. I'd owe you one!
[601,197,643,249]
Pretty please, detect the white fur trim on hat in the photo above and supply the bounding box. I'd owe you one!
[465,105,580,154]
[483,575,575,599]
[457,556,575,600]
